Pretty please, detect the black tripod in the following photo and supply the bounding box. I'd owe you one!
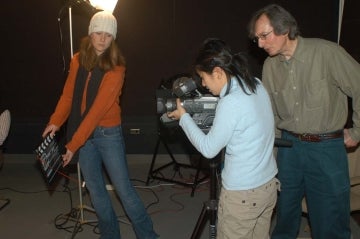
[146,123,208,196]
[191,150,223,239]
[190,138,292,239]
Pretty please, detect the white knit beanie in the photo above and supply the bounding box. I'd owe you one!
[88,11,117,39]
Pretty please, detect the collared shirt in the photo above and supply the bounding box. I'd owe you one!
[179,77,277,190]
[262,36,360,141]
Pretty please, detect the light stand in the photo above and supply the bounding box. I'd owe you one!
[69,6,74,57]
[63,3,97,237]
[68,163,98,238]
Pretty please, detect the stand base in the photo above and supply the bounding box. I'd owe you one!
[58,163,132,238]
[146,134,208,196]
[56,205,98,239]
[55,163,99,239]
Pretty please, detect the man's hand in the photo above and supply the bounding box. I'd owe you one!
[344,128,359,148]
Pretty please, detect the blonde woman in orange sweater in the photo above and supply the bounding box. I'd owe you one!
[42,11,158,239]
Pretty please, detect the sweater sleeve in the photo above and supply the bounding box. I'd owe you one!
[65,65,125,153]
[179,98,235,159]
[329,45,360,141]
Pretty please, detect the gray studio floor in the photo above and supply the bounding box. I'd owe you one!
[0,154,359,239]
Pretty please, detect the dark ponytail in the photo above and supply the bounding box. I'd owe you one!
[194,38,258,95]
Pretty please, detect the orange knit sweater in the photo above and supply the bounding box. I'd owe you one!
[49,53,125,154]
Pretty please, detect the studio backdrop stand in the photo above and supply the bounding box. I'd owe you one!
[146,122,208,197]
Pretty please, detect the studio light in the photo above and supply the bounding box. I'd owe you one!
[89,0,118,13]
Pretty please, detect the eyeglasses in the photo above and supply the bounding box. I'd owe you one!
[253,30,273,43]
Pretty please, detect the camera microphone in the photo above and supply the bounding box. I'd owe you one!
[172,77,197,97]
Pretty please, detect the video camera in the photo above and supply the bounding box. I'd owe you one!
[156,76,219,130]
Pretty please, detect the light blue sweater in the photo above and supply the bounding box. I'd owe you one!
[179,77,278,190]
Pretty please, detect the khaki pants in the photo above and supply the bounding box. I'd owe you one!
[217,177,278,239]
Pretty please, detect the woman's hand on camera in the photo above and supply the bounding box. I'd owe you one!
[167,98,186,120]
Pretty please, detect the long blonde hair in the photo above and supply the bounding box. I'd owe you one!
[78,36,126,72]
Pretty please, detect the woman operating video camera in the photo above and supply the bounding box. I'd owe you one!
[168,38,278,239]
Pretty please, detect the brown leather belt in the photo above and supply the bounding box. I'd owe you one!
[286,130,343,142]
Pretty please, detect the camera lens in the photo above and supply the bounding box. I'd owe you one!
[165,99,177,112]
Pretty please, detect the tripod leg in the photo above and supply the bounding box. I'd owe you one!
[208,200,218,239]
[146,136,161,185]
[191,203,209,239]
[70,211,83,239]
[191,155,203,197]
[192,154,222,239]
[207,159,220,239]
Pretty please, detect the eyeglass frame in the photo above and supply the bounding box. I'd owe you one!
[253,30,273,43]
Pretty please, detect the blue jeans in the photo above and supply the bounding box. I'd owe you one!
[79,125,158,239]
[271,131,350,239]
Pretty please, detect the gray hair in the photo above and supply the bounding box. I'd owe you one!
[248,4,300,40]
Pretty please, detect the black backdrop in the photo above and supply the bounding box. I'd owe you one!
[2,0,357,154]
